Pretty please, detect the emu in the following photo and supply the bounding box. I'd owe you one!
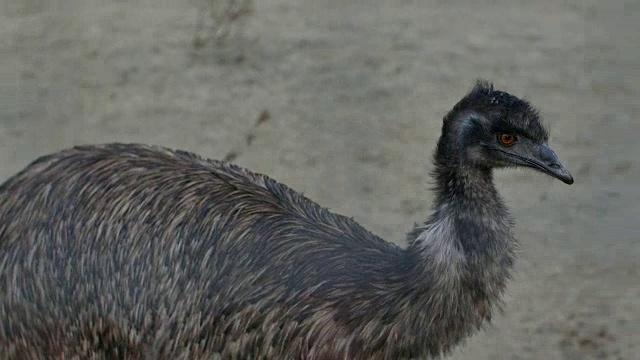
[0,81,573,359]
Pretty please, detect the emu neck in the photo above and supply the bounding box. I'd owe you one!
[382,157,516,357]
[406,155,516,298]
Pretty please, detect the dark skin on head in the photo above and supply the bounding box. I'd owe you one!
[442,81,574,185]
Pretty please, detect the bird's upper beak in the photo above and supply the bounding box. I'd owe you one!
[526,143,574,184]
[498,141,574,184]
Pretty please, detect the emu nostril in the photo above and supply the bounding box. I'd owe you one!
[548,163,561,169]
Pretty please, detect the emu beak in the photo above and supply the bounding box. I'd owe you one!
[530,143,574,185]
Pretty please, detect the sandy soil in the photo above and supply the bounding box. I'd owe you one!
[1,0,638,359]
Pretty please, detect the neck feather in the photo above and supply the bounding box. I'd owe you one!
[407,158,516,286]
[394,157,517,354]
[320,150,518,358]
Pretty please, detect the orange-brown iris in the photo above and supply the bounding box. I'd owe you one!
[499,134,517,146]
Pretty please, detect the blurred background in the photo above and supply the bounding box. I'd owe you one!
[0,0,637,358]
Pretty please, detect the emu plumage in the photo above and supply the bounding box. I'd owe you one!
[0,81,573,359]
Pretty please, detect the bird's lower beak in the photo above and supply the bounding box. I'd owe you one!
[529,143,574,184]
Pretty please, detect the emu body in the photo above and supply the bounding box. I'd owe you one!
[0,81,572,359]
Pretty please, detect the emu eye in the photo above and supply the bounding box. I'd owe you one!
[499,134,517,146]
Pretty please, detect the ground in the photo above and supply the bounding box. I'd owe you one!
[0,0,638,359]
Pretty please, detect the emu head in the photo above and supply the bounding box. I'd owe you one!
[436,80,573,184]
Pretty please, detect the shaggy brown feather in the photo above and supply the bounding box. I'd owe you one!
[0,81,572,359]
